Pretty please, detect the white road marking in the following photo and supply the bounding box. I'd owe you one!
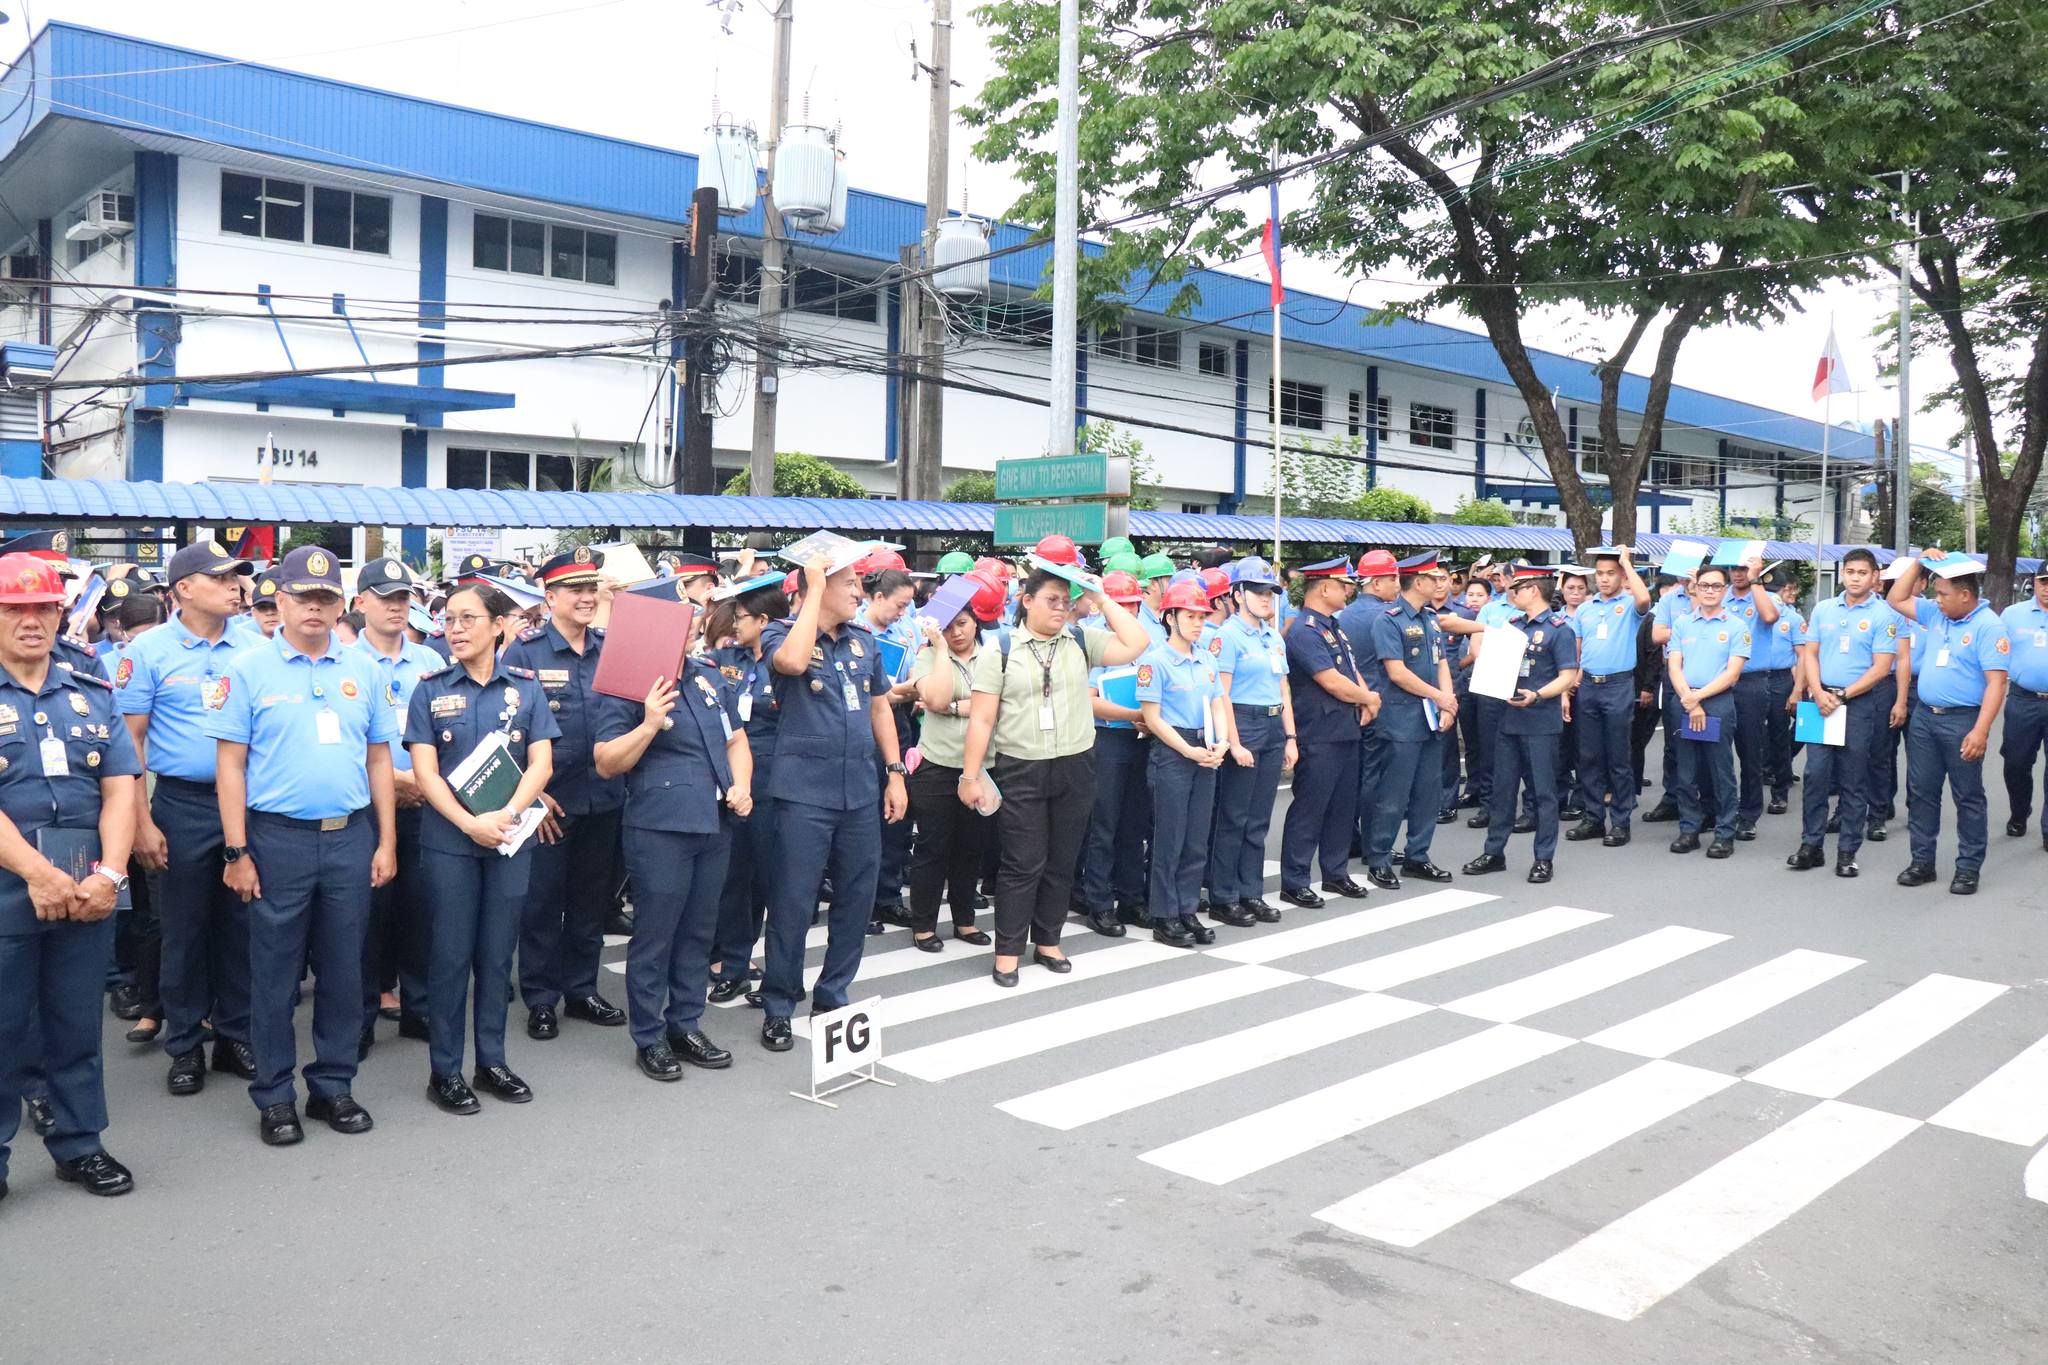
[1746,973,2008,1099]
[1928,1030,2048,1146]
[1585,948,1863,1059]
[1442,926,1730,1024]
[791,940,1187,1037]
[1317,907,1608,993]
[1206,889,1498,966]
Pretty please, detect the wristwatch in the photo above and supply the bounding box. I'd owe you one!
[886,762,908,776]
[90,862,129,893]
[222,845,249,864]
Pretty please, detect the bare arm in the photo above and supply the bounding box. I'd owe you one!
[1093,593,1150,666]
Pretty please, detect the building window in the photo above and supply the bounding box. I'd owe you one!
[473,213,615,285]
[1180,501,1209,514]
[1267,378,1326,431]
[1347,391,1362,437]
[791,267,879,322]
[222,173,388,254]
[981,300,1054,346]
[1650,453,1715,489]
[1129,323,1179,369]
[1409,401,1457,451]
[447,447,599,493]
[717,253,763,306]
[1577,437,1603,476]
[1197,341,1230,377]
[1368,393,1391,441]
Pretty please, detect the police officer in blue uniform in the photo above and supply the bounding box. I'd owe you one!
[1665,564,1751,856]
[1568,547,1651,845]
[1463,563,1582,883]
[1077,571,1153,936]
[1758,571,1807,813]
[1361,551,1458,890]
[1998,567,2048,844]
[206,545,398,1146]
[239,569,281,644]
[503,548,628,1038]
[1887,552,2009,894]
[1643,572,1697,823]
[0,552,142,1200]
[1137,580,1231,946]
[1339,549,1402,853]
[116,538,259,1096]
[1205,557,1294,925]
[758,551,908,1052]
[1723,556,1781,840]
[1460,568,1520,826]
[404,583,559,1112]
[706,573,789,1000]
[1786,548,1898,876]
[1279,558,1377,907]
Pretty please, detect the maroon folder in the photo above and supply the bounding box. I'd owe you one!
[591,592,697,702]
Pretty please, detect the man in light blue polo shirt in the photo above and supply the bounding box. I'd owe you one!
[1758,570,1807,813]
[1785,548,1896,877]
[1998,566,2048,844]
[1569,546,1651,845]
[1722,555,1780,840]
[1665,564,1750,855]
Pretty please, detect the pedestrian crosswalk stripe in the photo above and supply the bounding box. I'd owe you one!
[1318,906,1609,993]
[887,963,1301,1082]
[1928,1030,2048,1146]
[1510,1099,1919,1321]
[997,993,1433,1132]
[1584,948,1863,1059]
[1442,926,1730,1024]
[1312,1059,1738,1248]
[1745,973,2008,1099]
[1138,1023,1575,1186]
[1207,888,1496,966]
[790,940,1187,1037]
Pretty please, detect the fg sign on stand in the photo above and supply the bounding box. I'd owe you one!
[790,998,895,1109]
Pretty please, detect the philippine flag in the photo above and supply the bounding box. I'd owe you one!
[1260,182,1283,308]
[1811,325,1852,403]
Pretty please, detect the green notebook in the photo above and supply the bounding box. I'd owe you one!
[447,731,523,816]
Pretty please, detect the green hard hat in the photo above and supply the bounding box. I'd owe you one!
[1137,553,1177,582]
[935,551,976,574]
[1106,551,1142,576]
[1099,536,1135,559]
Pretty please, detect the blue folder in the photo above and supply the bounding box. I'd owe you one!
[1096,666,1139,710]
[874,634,912,682]
[1675,715,1723,743]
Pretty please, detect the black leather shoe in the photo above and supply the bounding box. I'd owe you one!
[357,1024,375,1063]
[1363,865,1402,892]
[1321,877,1369,899]
[1565,821,1605,842]
[761,1017,794,1051]
[636,1042,684,1081]
[1032,949,1075,974]
[126,1019,161,1045]
[1561,801,1585,819]
[472,1065,535,1102]
[1787,843,1825,871]
[1241,898,1283,923]
[865,918,888,936]
[258,1102,303,1146]
[1825,815,1840,834]
[167,1049,206,1096]
[304,1093,373,1134]
[1767,798,1789,815]
[1835,854,1859,878]
[911,932,944,953]
[1465,811,1491,828]
[1116,903,1152,927]
[1436,808,1457,825]
[2007,817,2028,837]
[708,979,750,1004]
[669,1030,733,1069]
[1865,822,1887,843]
[1181,916,1217,945]
[1897,862,1938,887]
[1641,801,1679,824]
[1602,828,1631,848]
[211,1038,257,1079]
[1207,903,1256,928]
[1706,838,1734,859]
[1669,833,1701,854]
[54,1150,134,1197]
[0,1178,8,1202]
[1512,814,1537,834]
[991,964,1020,987]
[396,1013,430,1042]
[606,909,636,938]
[1527,860,1554,883]
[1400,860,1454,884]
[1152,919,1196,949]
[1461,853,1507,876]
[1734,822,1757,842]
[564,994,626,1027]
[25,1095,54,1137]
[965,891,991,911]
[526,1005,560,1040]
[1085,910,1127,938]
[1279,886,1324,909]
[428,1073,482,1114]
[953,927,993,946]
[1951,869,1980,896]
[109,983,146,1021]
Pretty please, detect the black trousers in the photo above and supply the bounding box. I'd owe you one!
[518,807,623,1009]
[905,759,992,933]
[990,751,1095,956]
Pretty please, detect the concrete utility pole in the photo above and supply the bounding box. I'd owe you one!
[911,0,952,502]
[1895,169,1913,555]
[748,0,794,498]
[896,243,920,500]
[680,184,719,554]
[1046,0,1080,457]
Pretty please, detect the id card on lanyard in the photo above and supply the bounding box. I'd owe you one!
[1025,637,1058,731]
[834,659,860,712]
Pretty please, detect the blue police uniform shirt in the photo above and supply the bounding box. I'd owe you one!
[1138,603,1170,648]
[1337,595,1389,697]
[1135,641,1222,733]
[96,641,125,684]
[1652,587,1694,631]
[402,659,559,856]
[593,658,739,837]
[1799,593,1898,689]
[1285,608,1362,745]
[501,620,624,816]
[1369,596,1446,742]
[1998,600,2048,693]
[1763,604,1805,671]
[1442,603,1477,696]
[1908,598,2008,707]
[1573,593,1645,676]
[0,664,142,937]
[759,618,886,811]
[854,602,920,683]
[229,616,269,648]
[1725,589,1770,674]
[352,633,444,772]
[1215,615,1286,708]
[203,633,398,819]
[1501,608,1578,737]
[114,611,249,781]
[1670,609,1752,690]
[709,644,781,767]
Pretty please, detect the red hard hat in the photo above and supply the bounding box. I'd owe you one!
[973,555,1014,582]
[1355,549,1399,578]
[966,570,1007,624]
[1101,570,1142,605]
[782,569,802,597]
[1162,581,1210,614]
[1199,567,1232,600]
[855,548,908,576]
[0,553,64,604]
[1033,534,1081,567]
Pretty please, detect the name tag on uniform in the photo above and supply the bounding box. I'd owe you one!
[719,710,733,741]
[2034,631,2045,649]
[1039,701,1056,732]
[737,691,753,723]
[1935,648,1951,668]
[1595,622,1609,640]
[316,708,343,744]
[1270,650,1286,675]
[39,732,69,777]
[1839,635,1851,654]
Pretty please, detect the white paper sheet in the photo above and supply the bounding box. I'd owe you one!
[1469,623,1530,701]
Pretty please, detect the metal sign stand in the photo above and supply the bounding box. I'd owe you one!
[789,1064,896,1110]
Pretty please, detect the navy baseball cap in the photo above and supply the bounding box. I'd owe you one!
[357,556,414,598]
[276,545,344,597]
[166,538,253,585]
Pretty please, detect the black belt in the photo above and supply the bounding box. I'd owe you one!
[1234,703,1284,717]
[1919,702,1979,716]
[154,774,216,795]
[1583,672,1630,685]
[251,807,368,833]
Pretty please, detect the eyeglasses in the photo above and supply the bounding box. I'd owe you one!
[445,613,495,629]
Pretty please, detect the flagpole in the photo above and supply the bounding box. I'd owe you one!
[1268,152,1283,567]
[1815,371,1831,587]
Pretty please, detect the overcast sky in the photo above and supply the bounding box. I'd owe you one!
[5,0,1964,479]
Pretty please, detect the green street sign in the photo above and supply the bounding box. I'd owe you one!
[994,454,1131,502]
[993,502,1129,547]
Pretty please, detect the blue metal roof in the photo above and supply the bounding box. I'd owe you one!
[4,22,1860,459]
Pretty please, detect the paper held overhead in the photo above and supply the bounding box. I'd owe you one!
[592,542,657,586]
[1659,540,1712,580]
[1711,539,1767,568]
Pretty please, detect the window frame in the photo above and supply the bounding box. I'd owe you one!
[1408,400,1457,451]
[446,446,601,494]
[1266,378,1326,432]
[471,211,618,286]
[221,171,390,255]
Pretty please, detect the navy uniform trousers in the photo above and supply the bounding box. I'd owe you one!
[154,775,252,1058]
[1869,676,1909,820]
[763,801,878,1018]
[873,710,915,911]
[1662,689,1721,811]
[711,791,775,987]
[518,808,621,1010]
[1208,708,1286,905]
[1732,671,1771,826]
[363,807,425,1031]
[417,842,531,1077]
[620,827,731,1048]
[1149,732,1219,918]
[1076,728,1150,912]
[1465,697,1504,804]
[1800,693,1879,857]
[1439,699,1465,810]
[1455,691,1489,804]
[1907,704,1990,872]
[0,915,116,1183]
[1575,675,1637,829]
[1356,724,1390,852]
[1281,736,1358,890]
[1674,695,1739,840]
[1486,732,1561,860]
[1764,668,1797,802]
[2000,690,2048,837]
[1366,735,1442,868]
[246,810,373,1108]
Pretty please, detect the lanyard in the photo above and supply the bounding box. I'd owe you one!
[1023,637,1058,702]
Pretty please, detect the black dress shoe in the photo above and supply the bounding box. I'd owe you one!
[1669,833,1701,854]
[1825,815,1840,834]
[126,1019,161,1045]
[1181,916,1217,945]
[669,1030,733,1068]
[1279,886,1324,910]
[396,1013,430,1042]
[54,1150,134,1197]
[1152,919,1196,949]
[1241,898,1283,923]
[167,1050,206,1096]
[1527,860,1554,884]
[606,910,636,938]
[953,927,993,946]
[109,983,146,1021]
[1560,802,1586,820]
[1512,814,1537,834]
[1207,903,1256,928]
[636,1042,684,1081]
[1466,811,1490,828]
[428,1073,482,1114]
[526,1005,560,1040]
[965,891,991,911]
[211,1038,257,1079]
[1032,949,1075,974]
[1565,821,1605,842]
[25,1095,54,1136]
[1321,877,1369,899]
[304,1093,374,1134]
[1116,903,1152,927]
[1734,822,1757,842]
[1400,860,1453,884]
[1767,798,1789,815]
[991,964,1020,987]
[1085,910,1126,938]
[563,994,625,1027]
[2007,817,2028,837]
[865,918,888,936]
[1602,828,1631,848]
[761,1017,794,1051]
[1865,822,1887,843]
[1363,865,1402,892]
[1706,838,1734,859]
[258,1102,303,1146]
[1787,843,1825,870]
[472,1065,535,1102]
[911,932,944,953]
[1835,854,1859,878]
[1897,862,1938,887]
[708,979,750,1004]
[1436,808,1458,825]
[1951,869,1981,896]
[1461,853,1507,876]
[1641,801,1679,824]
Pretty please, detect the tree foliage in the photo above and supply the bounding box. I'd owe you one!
[1354,486,1436,525]
[1450,496,1516,527]
[721,451,867,501]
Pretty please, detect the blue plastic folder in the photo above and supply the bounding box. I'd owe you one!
[1794,700,1847,746]
[1096,665,1139,710]
[1660,540,1711,580]
[874,634,911,682]
[1711,538,1767,567]
[918,575,981,633]
[1675,714,1723,743]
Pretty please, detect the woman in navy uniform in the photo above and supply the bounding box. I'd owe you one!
[703,573,787,1002]
[594,649,754,1080]
[1462,564,1582,882]
[1205,557,1294,925]
[1137,580,1232,947]
[404,584,559,1114]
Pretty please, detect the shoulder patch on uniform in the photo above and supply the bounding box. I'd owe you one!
[1136,663,1154,687]
[590,626,606,639]
[1207,636,1222,655]
[1997,636,2011,655]
[1383,604,1401,616]
[114,656,134,688]
[504,664,537,680]
[68,669,112,690]
[517,625,545,642]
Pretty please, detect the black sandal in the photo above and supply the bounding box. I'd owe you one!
[126,1018,161,1044]
[911,933,944,954]
[953,928,992,946]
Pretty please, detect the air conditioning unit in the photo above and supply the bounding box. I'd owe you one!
[65,190,134,242]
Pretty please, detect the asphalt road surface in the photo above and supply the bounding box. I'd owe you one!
[6,754,2047,1364]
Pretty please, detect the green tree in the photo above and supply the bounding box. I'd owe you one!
[1071,420,1159,510]
[944,471,996,503]
[1450,496,1516,527]
[721,451,868,500]
[1353,486,1436,525]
